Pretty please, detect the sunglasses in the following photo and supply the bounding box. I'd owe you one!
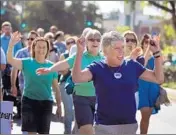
[126,38,137,43]
[27,38,35,41]
[88,38,100,42]
[66,41,75,45]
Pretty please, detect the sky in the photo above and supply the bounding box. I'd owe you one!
[65,1,167,17]
[95,1,124,13]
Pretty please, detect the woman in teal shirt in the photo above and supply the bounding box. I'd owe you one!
[37,29,103,134]
[7,32,61,134]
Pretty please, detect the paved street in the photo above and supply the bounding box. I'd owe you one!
[12,101,176,134]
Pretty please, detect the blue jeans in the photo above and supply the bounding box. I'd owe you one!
[60,82,74,134]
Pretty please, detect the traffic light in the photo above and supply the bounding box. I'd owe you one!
[0,8,6,15]
[20,21,27,29]
[86,20,93,27]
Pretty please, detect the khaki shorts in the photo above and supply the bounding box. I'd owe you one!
[94,123,138,135]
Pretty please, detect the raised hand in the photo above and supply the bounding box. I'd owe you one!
[149,35,161,53]
[76,36,86,53]
[130,47,143,60]
[9,31,21,46]
[36,68,51,75]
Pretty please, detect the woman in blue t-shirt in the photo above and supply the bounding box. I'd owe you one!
[138,34,160,134]
[7,32,62,134]
[72,31,164,134]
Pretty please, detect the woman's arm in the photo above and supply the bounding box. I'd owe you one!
[59,54,69,75]
[52,79,62,108]
[52,78,62,117]
[36,59,70,75]
[72,37,93,83]
[139,39,164,84]
[7,32,22,70]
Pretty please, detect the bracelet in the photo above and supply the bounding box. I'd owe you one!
[153,53,160,57]
[153,51,160,55]
[154,55,160,58]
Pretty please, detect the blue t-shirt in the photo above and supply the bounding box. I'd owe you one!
[0,47,6,65]
[1,34,22,56]
[136,56,145,66]
[87,59,146,125]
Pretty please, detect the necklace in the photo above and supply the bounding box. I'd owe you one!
[106,60,124,79]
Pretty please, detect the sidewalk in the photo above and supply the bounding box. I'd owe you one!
[164,87,176,102]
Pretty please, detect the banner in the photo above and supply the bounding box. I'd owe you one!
[0,101,13,134]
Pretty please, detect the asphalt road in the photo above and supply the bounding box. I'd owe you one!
[11,101,176,134]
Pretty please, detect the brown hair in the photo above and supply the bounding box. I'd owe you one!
[140,33,151,49]
[123,30,138,45]
[28,30,39,37]
[31,37,50,58]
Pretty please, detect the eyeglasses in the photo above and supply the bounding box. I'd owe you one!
[27,38,35,41]
[66,41,75,46]
[88,38,100,42]
[126,38,137,43]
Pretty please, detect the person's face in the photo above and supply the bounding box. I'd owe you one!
[27,34,38,47]
[50,28,57,35]
[125,34,137,56]
[105,41,125,62]
[66,39,76,51]
[34,41,48,58]
[2,25,12,36]
[86,35,101,53]
[143,38,150,52]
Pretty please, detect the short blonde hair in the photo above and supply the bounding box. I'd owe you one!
[2,21,11,27]
[85,29,101,40]
[82,27,92,37]
[31,37,50,58]
[101,31,124,51]
[65,36,76,43]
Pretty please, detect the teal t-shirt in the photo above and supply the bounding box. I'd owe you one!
[67,51,103,96]
[22,58,58,100]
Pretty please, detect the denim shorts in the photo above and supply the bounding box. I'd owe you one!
[21,96,53,134]
[73,95,96,128]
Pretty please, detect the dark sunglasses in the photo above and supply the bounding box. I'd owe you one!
[88,38,100,42]
[126,38,137,43]
[66,41,75,45]
[27,38,35,41]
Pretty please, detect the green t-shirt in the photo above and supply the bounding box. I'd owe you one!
[22,58,58,100]
[67,51,103,96]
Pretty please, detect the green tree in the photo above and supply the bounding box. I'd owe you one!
[1,1,20,31]
[84,2,103,32]
[148,1,176,32]
[15,1,103,34]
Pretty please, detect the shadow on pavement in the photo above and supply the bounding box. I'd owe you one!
[13,118,22,127]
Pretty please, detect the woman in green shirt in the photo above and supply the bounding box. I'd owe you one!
[7,32,61,134]
[37,29,103,134]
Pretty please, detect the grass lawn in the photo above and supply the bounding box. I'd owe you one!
[162,82,176,90]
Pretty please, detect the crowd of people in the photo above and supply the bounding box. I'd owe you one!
[0,21,164,134]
